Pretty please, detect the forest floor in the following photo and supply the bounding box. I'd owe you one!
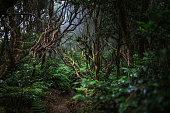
[42,88,76,113]
[42,89,105,113]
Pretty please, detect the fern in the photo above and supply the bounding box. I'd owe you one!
[31,99,46,113]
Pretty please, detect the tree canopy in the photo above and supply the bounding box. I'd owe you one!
[0,0,169,113]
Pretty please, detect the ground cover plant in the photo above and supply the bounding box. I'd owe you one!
[0,0,169,113]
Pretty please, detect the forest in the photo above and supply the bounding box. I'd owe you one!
[0,0,169,113]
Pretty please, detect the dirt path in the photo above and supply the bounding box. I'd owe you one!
[42,89,75,113]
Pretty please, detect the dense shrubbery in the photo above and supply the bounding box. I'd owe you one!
[42,58,73,92]
[0,57,75,112]
[0,64,47,112]
[73,51,169,113]
[0,0,169,113]
[72,8,170,113]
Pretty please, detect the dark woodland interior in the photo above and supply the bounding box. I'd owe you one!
[0,0,169,113]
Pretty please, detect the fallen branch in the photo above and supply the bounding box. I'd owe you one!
[125,84,145,102]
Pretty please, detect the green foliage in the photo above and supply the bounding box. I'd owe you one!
[0,77,47,113]
[0,0,169,113]
[42,59,73,92]
[48,72,71,92]
[72,5,170,112]
[73,94,84,100]
[31,99,46,113]
[73,51,169,113]
[137,8,170,49]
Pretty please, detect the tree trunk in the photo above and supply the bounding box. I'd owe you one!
[117,0,133,66]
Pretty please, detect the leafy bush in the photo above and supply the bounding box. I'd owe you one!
[0,81,47,113]
[42,59,73,92]
[0,62,48,113]
[73,51,169,113]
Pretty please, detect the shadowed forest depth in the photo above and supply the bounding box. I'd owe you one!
[0,0,169,113]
